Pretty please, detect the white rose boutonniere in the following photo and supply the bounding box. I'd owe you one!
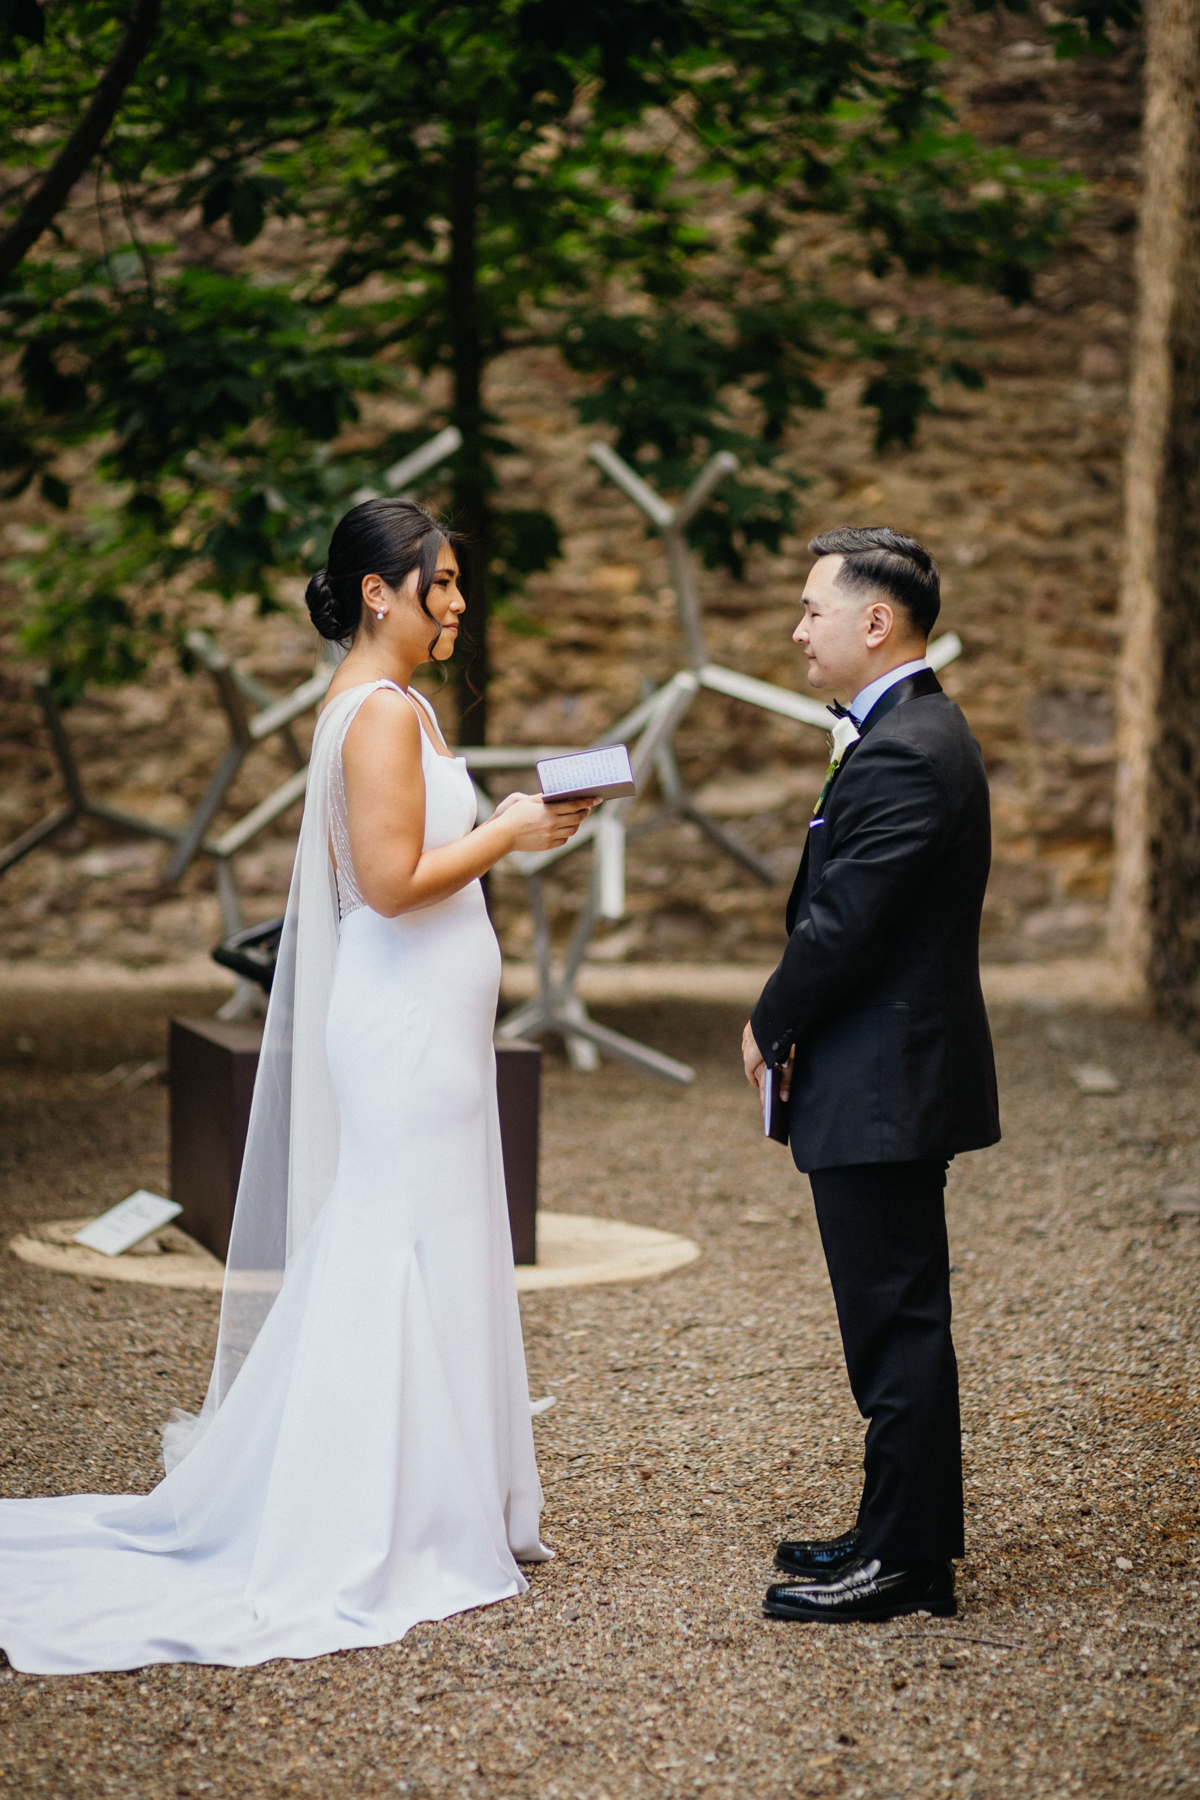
[812,713,860,819]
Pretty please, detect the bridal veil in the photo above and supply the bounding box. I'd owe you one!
[163,672,351,1468]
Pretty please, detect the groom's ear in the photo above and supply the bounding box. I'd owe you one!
[863,597,897,646]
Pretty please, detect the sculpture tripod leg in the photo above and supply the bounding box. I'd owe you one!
[650,736,777,885]
[0,673,192,876]
[497,871,694,1086]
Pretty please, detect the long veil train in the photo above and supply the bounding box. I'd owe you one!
[163,678,346,1468]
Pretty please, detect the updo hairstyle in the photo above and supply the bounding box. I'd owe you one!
[305,497,458,655]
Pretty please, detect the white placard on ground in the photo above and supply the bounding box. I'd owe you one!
[73,1190,182,1257]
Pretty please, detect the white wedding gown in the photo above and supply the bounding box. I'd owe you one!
[0,679,549,1674]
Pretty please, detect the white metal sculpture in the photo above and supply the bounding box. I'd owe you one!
[1,426,962,1080]
[491,445,963,1082]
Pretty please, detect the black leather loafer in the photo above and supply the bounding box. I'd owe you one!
[774,1527,860,1578]
[763,1557,956,1623]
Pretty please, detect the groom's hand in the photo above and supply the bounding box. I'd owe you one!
[742,1021,765,1089]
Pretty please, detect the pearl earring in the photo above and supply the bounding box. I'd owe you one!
[376,609,385,621]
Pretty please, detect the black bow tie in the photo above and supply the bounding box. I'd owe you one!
[826,699,853,720]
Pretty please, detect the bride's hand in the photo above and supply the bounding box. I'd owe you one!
[498,794,595,852]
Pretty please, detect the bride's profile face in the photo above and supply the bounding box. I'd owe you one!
[421,544,465,662]
[366,540,464,663]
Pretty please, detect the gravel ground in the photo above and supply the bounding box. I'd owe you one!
[0,999,1197,1800]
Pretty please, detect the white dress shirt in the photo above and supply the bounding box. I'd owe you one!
[848,656,931,726]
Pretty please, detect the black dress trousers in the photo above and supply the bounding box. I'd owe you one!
[808,1159,964,1563]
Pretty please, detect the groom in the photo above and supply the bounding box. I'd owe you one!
[742,526,999,1623]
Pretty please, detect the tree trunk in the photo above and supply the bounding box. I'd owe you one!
[1108,0,1200,1029]
[447,117,491,747]
[0,0,163,285]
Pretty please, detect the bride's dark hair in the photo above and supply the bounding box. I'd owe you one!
[305,497,462,660]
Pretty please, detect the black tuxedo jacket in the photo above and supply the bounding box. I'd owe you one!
[750,669,1000,1172]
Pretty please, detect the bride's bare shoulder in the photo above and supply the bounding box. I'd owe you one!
[341,684,421,765]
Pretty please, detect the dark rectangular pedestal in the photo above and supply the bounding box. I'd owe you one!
[494,1037,540,1265]
[168,1017,541,1266]
[169,1015,264,1262]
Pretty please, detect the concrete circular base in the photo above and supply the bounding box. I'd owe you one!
[514,1212,699,1291]
[10,1213,700,1295]
[10,1220,224,1289]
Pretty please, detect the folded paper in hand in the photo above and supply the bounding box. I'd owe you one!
[761,1065,790,1144]
[536,744,636,802]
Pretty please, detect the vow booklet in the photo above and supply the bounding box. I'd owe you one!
[536,744,636,803]
[761,1065,790,1144]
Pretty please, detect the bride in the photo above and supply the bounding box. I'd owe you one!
[0,498,591,1674]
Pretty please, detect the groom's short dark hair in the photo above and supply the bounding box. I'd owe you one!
[807,526,940,638]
